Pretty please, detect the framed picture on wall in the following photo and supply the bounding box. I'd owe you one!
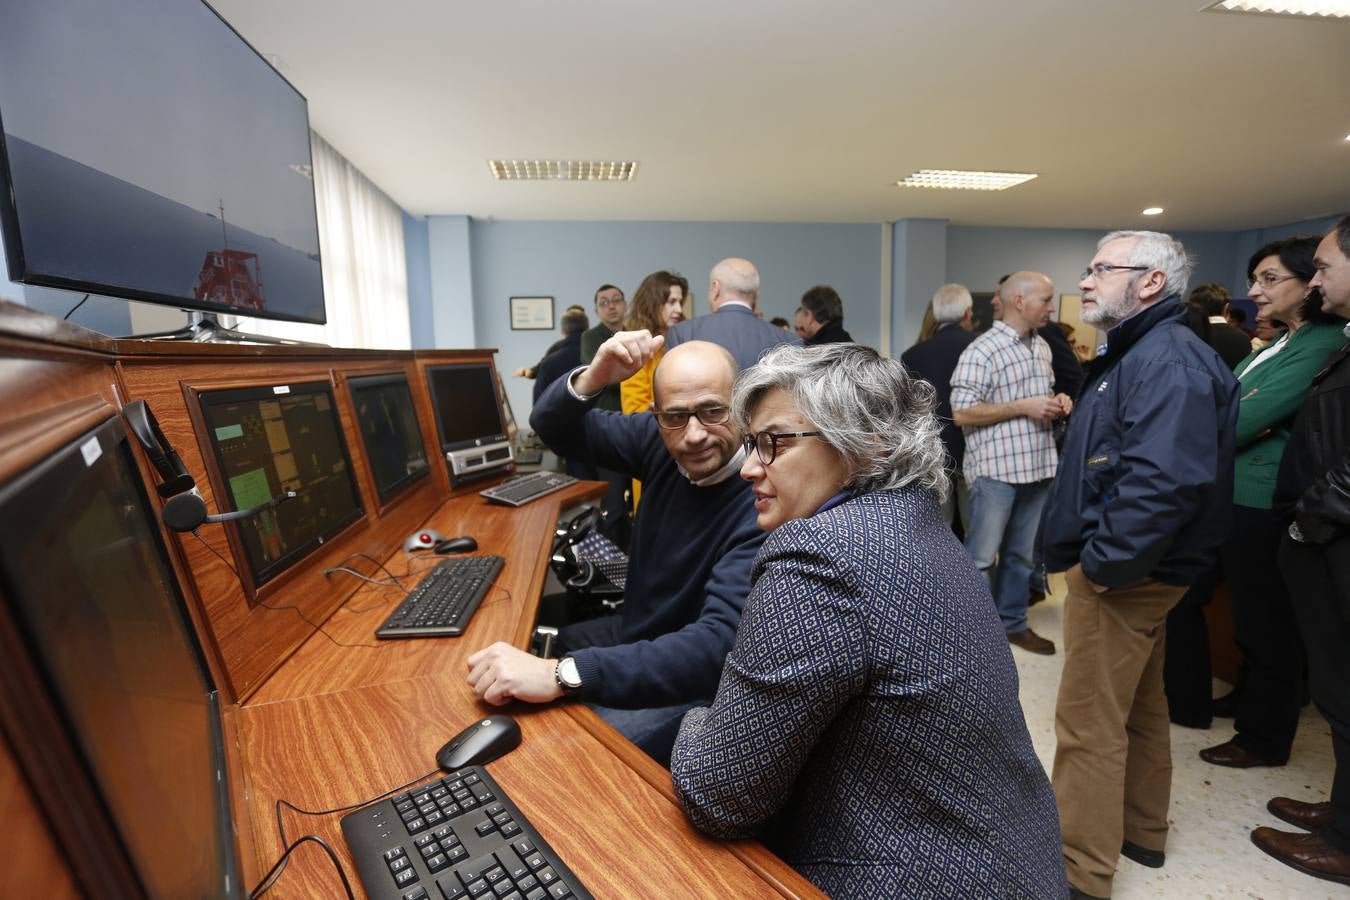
[509,296,554,330]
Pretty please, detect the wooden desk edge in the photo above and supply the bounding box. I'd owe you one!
[559,704,824,899]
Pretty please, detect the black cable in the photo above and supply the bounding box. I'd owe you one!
[190,531,384,649]
[62,293,90,320]
[321,565,403,589]
[324,551,407,588]
[247,833,355,899]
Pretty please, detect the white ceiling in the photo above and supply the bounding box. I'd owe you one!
[212,0,1350,230]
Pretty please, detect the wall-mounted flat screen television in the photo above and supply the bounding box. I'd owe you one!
[0,0,325,325]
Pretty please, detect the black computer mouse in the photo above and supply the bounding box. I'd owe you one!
[435,535,478,554]
[437,714,521,770]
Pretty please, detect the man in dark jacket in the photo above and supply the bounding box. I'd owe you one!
[531,307,588,403]
[1042,231,1239,899]
[901,283,977,532]
[666,257,799,369]
[1189,282,1253,370]
[796,285,854,345]
[467,334,764,766]
[1253,214,1350,887]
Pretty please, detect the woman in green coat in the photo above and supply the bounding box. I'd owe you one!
[1200,236,1348,769]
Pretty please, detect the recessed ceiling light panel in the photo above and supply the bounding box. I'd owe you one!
[488,160,638,182]
[1142,207,1164,215]
[896,169,1038,191]
[1202,1,1350,19]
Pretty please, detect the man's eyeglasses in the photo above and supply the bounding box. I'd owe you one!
[1081,263,1149,281]
[742,430,825,465]
[1249,272,1300,290]
[596,297,626,309]
[654,405,731,430]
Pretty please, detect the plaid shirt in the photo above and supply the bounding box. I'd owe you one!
[950,321,1057,484]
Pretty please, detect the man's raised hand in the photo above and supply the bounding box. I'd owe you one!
[573,330,665,396]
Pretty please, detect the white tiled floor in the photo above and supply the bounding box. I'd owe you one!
[1016,575,1347,899]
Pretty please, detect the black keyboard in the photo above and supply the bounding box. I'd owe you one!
[375,556,505,639]
[342,766,593,900]
[479,471,577,507]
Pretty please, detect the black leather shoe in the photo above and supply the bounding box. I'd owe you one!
[1121,839,1164,868]
[1251,826,1350,886]
[1199,740,1285,768]
[1268,797,1333,831]
[1068,885,1108,900]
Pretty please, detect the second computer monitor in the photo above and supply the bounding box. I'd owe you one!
[197,380,364,593]
[348,373,430,506]
[425,364,513,485]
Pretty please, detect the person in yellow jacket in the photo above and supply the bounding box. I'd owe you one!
[621,270,690,506]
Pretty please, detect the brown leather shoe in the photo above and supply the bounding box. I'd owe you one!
[1268,797,1333,831]
[1007,628,1055,655]
[1198,740,1285,768]
[1251,826,1350,886]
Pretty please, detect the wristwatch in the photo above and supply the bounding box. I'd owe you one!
[554,657,582,695]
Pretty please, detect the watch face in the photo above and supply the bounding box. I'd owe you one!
[559,657,582,689]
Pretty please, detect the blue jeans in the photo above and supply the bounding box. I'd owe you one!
[964,476,1052,634]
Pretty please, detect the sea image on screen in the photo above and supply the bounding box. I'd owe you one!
[203,388,362,585]
[3,136,323,321]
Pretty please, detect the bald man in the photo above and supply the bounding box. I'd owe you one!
[664,257,800,370]
[468,334,765,765]
[951,271,1070,656]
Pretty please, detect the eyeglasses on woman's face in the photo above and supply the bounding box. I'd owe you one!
[742,430,825,465]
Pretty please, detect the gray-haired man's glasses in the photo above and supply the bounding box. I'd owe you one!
[1081,263,1149,281]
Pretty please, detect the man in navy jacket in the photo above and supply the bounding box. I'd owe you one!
[664,257,799,370]
[1042,231,1238,899]
[467,333,764,765]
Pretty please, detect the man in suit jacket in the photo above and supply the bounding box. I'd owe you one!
[796,284,854,345]
[664,258,799,370]
[1190,282,1253,370]
[901,283,977,531]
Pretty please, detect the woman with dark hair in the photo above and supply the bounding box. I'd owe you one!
[619,270,689,416]
[670,343,1064,899]
[1200,236,1348,770]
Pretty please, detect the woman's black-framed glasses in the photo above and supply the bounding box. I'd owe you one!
[743,430,825,465]
[654,405,731,430]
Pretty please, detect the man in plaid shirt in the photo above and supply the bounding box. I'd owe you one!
[951,271,1072,655]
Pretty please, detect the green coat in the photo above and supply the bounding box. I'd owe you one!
[1231,320,1347,509]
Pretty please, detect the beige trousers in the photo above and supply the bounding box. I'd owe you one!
[1052,565,1187,897]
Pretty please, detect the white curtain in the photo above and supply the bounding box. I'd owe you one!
[238,131,410,349]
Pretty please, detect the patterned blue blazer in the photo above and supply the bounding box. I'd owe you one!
[671,487,1065,899]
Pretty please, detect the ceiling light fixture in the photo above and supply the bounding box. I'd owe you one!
[1202,1,1350,19]
[1142,207,1164,216]
[488,160,638,182]
[896,169,1038,191]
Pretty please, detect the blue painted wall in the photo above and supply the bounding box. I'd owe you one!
[403,212,434,349]
[460,220,882,423]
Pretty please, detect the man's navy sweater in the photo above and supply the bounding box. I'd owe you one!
[530,373,765,708]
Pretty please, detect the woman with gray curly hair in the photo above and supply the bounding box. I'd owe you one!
[670,342,1065,899]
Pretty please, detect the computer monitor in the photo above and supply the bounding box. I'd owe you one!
[0,416,241,897]
[197,380,363,593]
[425,364,513,484]
[0,0,324,327]
[348,373,430,506]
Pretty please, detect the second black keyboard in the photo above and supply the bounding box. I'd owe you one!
[376,556,505,639]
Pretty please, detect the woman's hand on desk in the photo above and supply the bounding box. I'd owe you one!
[467,642,563,705]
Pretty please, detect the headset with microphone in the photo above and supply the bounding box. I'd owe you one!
[122,399,296,532]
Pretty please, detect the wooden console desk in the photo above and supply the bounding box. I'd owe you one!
[0,303,821,899]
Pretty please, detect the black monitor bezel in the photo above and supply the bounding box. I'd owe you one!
[195,379,365,595]
[0,0,326,326]
[0,415,242,897]
[425,363,509,454]
[347,371,431,507]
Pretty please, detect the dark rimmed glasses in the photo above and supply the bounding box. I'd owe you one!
[654,405,731,430]
[742,430,825,465]
[1081,263,1149,281]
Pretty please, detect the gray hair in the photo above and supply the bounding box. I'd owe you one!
[732,343,949,498]
[1099,230,1193,299]
[711,258,760,302]
[931,283,973,324]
